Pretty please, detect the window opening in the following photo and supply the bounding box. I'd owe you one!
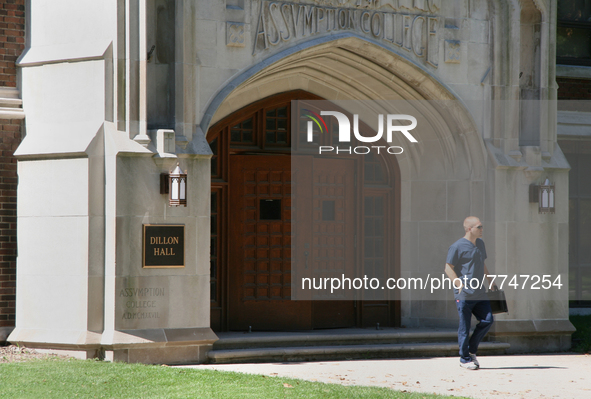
[260,199,282,220]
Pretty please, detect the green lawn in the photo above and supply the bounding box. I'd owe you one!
[570,314,591,354]
[0,358,469,399]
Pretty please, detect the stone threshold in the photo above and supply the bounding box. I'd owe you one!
[208,342,510,364]
[208,327,510,364]
[214,327,459,350]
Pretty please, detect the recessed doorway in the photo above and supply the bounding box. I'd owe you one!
[208,91,400,331]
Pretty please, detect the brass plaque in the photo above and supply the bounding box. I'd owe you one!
[143,224,185,268]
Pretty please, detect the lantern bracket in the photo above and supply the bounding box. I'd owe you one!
[160,173,170,194]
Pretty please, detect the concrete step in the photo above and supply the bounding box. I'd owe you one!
[213,328,459,351]
[208,328,511,364]
[207,341,511,364]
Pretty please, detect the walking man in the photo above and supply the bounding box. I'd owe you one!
[445,216,497,370]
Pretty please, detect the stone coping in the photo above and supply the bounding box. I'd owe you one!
[8,327,218,351]
[556,65,591,80]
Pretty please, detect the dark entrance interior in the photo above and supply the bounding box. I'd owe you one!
[208,91,401,331]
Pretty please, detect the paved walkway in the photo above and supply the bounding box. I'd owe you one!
[182,353,591,399]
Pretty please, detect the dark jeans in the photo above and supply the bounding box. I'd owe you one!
[456,299,494,363]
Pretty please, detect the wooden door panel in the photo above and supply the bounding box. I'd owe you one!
[229,155,356,330]
[311,158,356,328]
[229,155,311,330]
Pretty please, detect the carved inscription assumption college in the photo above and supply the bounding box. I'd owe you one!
[253,0,441,67]
[120,287,165,320]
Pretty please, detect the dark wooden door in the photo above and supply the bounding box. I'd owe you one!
[229,155,312,330]
[310,158,356,328]
[229,155,356,330]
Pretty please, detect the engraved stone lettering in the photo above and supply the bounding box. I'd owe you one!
[119,287,166,320]
[252,1,446,68]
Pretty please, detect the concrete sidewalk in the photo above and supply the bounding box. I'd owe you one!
[182,353,591,399]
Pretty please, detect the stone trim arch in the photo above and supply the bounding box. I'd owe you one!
[202,34,486,182]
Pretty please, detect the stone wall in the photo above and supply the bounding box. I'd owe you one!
[8,0,573,359]
[0,0,24,340]
[557,73,591,309]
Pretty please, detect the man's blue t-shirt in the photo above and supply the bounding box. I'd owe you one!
[446,238,487,300]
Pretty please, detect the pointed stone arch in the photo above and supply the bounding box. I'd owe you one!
[204,35,490,329]
[203,34,486,182]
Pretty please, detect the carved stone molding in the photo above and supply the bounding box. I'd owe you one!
[227,22,246,48]
[444,40,461,64]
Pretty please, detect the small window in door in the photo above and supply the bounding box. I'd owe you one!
[322,200,336,221]
[260,199,282,220]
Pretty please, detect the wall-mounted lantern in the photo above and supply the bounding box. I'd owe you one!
[529,178,555,214]
[160,163,187,207]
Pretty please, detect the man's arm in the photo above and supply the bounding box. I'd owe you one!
[483,263,499,290]
[445,263,463,292]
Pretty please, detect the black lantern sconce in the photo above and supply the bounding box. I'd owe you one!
[529,178,555,214]
[160,163,187,207]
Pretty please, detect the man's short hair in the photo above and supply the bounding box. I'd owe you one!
[463,216,480,232]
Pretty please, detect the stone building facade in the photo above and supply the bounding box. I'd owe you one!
[0,0,24,342]
[556,77,591,309]
[6,0,577,363]
[555,1,591,310]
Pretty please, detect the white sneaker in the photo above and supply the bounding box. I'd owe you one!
[459,361,479,370]
[470,353,480,367]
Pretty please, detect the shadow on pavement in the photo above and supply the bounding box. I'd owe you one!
[479,366,567,370]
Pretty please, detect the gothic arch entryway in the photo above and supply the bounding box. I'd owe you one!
[208,91,401,332]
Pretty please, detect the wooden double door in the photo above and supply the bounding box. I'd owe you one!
[229,155,356,330]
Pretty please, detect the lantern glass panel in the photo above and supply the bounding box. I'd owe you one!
[180,178,186,200]
[171,177,179,200]
[542,188,549,208]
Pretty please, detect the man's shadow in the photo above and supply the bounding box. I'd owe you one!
[480,366,567,370]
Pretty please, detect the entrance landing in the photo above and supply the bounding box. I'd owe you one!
[208,327,510,364]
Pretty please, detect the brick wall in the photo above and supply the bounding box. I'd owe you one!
[557,77,591,100]
[0,0,25,332]
[0,119,18,329]
[0,0,25,88]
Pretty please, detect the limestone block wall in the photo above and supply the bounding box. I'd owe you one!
[10,0,114,349]
[10,0,216,362]
[113,156,211,332]
[479,140,573,351]
[14,155,104,343]
[195,0,497,131]
[7,0,572,358]
[556,72,591,309]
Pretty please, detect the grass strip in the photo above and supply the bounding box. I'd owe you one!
[0,358,470,399]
